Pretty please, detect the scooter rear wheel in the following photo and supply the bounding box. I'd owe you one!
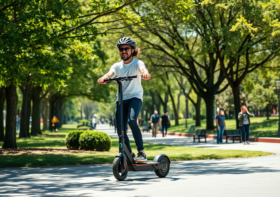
[155,156,170,178]
[112,157,128,181]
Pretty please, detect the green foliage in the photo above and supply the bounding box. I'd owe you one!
[65,130,84,149]
[78,119,90,125]
[79,131,111,151]
[192,114,206,120]
[244,65,279,109]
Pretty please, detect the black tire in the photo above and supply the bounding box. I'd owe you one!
[112,157,128,181]
[155,156,170,178]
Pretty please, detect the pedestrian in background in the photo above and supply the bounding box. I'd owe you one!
[160,111,170,137]
[215,109,226,144]
[92,114,97,130]
[150,110,160,137]
[51,116,59,132]
[238,106,253,145]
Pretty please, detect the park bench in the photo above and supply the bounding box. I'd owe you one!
[224,129,242,143]
[192,129,207,143]
[142,123,151,133]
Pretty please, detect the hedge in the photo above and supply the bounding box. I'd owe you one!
[65,130,85,149]
[79,131,111,151]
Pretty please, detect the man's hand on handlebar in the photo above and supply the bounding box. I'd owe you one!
[98,76,107,84]
[141,72,151,80]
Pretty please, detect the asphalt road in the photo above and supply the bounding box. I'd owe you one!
[1,124,280,197]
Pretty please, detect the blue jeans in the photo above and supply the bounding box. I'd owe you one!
[217,126,225,144]
[161,125,167,137]
[241,124,250,141]
[115,98,143,153]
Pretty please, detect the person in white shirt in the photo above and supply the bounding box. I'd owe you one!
[98,37,151,162]
[92,114,97,129]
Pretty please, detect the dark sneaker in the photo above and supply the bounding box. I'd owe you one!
[131,153,136,160]
[135,152,147,163]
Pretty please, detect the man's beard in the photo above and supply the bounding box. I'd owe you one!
[121,53,132,61]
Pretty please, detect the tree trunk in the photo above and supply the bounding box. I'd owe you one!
[0,87,6,141]
[150,90,161,114]
[203,93,214,130]
[266,104,269,120]
[185,94,188,128]
[19,83,32,138]
[195,96,201,126]
[2,85,17,148]
[42,97,50,131]
[167,85,179,125]
[49,93,60,130]
[232,86,241,129]
[177,91,181,118]
[31,86,42,135]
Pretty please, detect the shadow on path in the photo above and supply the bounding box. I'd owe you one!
[0,158,279,196]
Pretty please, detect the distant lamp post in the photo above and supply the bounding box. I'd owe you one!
[185,90,188,128]
[275,80,280,137]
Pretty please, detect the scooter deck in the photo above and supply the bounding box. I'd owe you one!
[132,162,159,166]
[129,162,163,171]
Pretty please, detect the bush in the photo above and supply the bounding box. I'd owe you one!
[79,119,91,125]
[192,114,206,120]
[79,131,111,151]
[65,130,85,149]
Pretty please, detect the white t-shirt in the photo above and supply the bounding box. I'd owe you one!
[92,117,97,124]
[109,58,145,101]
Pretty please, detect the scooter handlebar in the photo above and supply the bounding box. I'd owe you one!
[104,75,137,83]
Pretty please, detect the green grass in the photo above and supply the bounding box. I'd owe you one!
[41,124,91,135]
[167,117,279,137]
[0,136,272,168]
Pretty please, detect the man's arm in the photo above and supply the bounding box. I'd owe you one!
[215,119,219,130]
[98,71,115,84]
[140,68,151,80]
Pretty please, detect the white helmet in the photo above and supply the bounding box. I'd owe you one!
[117,37,136,49]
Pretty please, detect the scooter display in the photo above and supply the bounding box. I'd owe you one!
[104,75,171,181]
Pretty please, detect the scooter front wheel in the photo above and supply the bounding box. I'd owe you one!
[112,157,128,181]
[154,156,170,178]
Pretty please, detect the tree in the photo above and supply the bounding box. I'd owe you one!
[120,0,280,129]
[244,67,279,120]
[0,87,5,141]
[0,0,141,147]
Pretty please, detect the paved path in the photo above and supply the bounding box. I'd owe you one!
[1,124,280,197]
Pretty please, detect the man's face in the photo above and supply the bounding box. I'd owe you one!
[154,110,158,114]
[119,44,133,60]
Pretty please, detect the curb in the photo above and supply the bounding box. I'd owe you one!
[146,130,280,143]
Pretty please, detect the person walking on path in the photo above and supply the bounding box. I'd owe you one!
[51,116,59,132]
[160,111,170,137]
[98,37,151,163]
[150,110,160,137]
[92,114,97,130]
[215,109,226,144]
[238,106,253,145]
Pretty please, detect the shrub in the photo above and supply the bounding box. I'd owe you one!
[65,130,85,149]
[95,132,111,151]
[192,114,206,120]
[79,119,91,125]
[79,131,111,151]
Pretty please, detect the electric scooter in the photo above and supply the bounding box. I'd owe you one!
[104,75,171,181]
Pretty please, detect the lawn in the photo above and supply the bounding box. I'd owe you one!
[167,117,279,137]
[0,135,272,168]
